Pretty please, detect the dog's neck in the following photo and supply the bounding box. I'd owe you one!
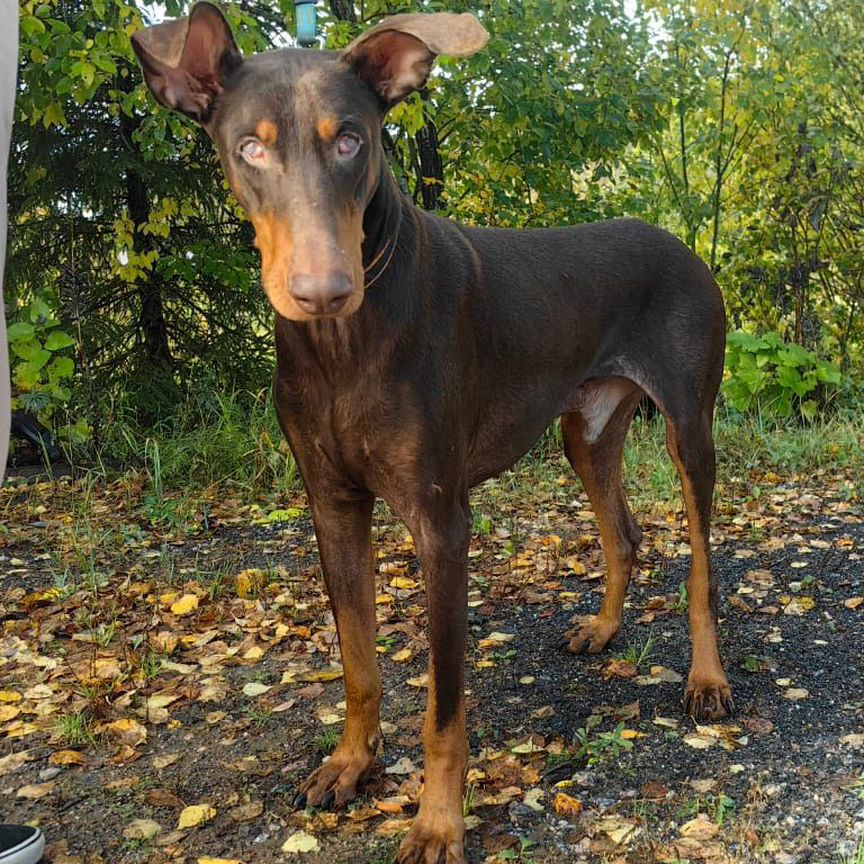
[361,160,406,289]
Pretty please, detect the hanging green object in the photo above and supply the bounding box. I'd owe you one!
[295,0,318,47]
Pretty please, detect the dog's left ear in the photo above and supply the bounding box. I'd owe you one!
[132,1,242,122]
[342,12,488,108]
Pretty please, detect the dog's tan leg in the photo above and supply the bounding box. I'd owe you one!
[666,415,733,720]
[561,381,642,654]
[295,495,382,808]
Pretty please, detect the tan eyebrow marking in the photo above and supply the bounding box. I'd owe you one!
[255,119,278,146]
[316,115,339,142]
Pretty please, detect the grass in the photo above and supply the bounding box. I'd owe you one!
[54,712,96,747]
[621,633,656,670]
[314,727,340,756]
[842,835,864,864]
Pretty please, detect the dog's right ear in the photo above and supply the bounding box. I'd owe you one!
[131,2,242,122]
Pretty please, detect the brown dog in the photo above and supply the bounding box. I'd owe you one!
[134,6,732,861]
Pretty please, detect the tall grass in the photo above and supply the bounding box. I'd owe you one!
[105,384,298,495]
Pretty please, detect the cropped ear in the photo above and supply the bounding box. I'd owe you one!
[341,12,488,108]
[131,1,242,122]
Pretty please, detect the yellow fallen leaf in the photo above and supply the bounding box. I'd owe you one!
[0,705,20,722]
[242,682,271,697]
[178,804,217,829]
[391,648,413,663]
[389,576,417,590]
[0,691,22,703]
[104,718,148,747]
[4,721,41,739]
[620,728,647,740]
[17,782,55,799]
[301,667,343,683]
[49,750,86,766]
[281,831,319,853]
[553,791,582,818]
[171,594,199,617]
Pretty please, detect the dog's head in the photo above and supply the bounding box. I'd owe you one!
[132,3,487,321]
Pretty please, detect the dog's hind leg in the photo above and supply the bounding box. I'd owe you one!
[562,377,643,655]
[665,408,733,720]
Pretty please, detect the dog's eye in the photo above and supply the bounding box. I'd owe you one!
[240,138,266,164]
[336,133,361,158]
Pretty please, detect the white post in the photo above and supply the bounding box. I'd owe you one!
[0,0,19,482]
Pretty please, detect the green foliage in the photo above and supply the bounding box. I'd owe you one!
[724,331,842,420]
[7,293,78,422]
[574,718,633,767]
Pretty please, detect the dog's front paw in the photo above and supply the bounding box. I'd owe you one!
[564,615,619,654]
[398,813,466,864]
[293,747,376,811]
[684,677,734,721]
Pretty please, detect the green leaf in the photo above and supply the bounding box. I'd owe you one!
[48,356,75,380]
[6,322,35,342]
[44,330,77,351]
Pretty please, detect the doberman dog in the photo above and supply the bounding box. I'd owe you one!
[133,5,732,861]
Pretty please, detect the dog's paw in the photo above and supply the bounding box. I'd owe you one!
[398,814,466,864]
[684,678,734,721]
[564,615,619,654]
[293,748,375,811]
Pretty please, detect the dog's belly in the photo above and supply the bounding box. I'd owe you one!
[466,389,564,487]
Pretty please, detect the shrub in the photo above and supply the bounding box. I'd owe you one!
[723,330,842,421]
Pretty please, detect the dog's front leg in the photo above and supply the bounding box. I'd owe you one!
[294,493,382,809]
[399,498,471,864]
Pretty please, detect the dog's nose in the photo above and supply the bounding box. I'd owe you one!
[290,272,353,316]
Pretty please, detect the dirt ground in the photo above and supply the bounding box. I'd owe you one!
[1,461,863,864]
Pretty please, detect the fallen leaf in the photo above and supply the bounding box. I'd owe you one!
[170,593,199,616]
[680,817,720,841]
[604,659,638,680]
[385,756,416,775]
[104,718,147,747]
[242,682,272,697]
[230,801,264,822]
[0,750,31,776]
[281,831,319,853]
[123,819,162,841]
[553,791,582,818]
[17,782,55,799]
[49,750,86,767]
[523,788,545,812]
[178,804,217,829]
[784,688,809,700]
[0,705,20,722]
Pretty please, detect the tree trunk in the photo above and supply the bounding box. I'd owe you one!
[415,90,444,211]
[118,90,174,378]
